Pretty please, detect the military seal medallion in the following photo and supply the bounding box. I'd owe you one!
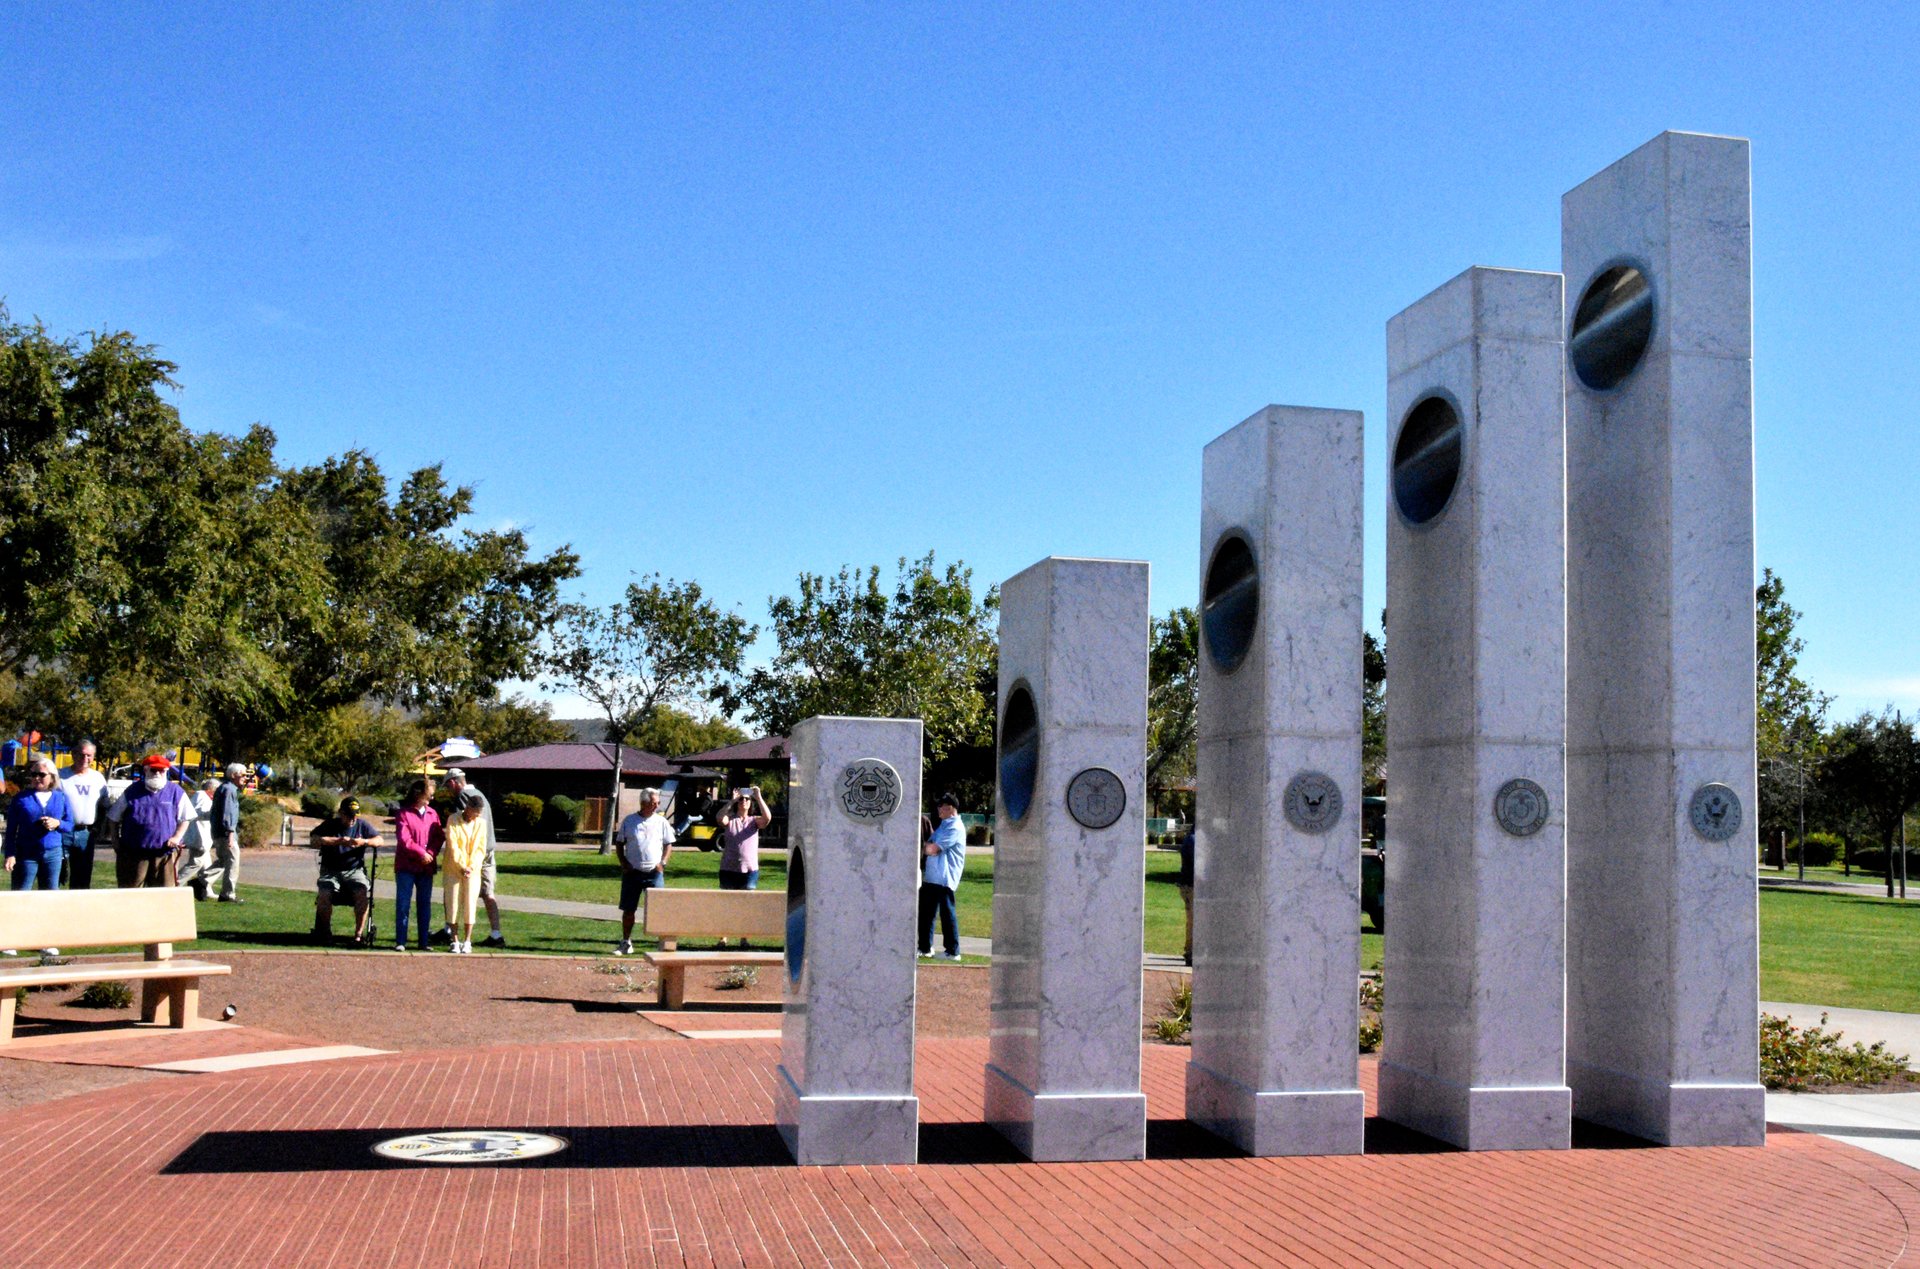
[372,1131,568,1164]
[839,759,901,821]
[1283,772,1342,834]
[1065,767,1127,830]
[1493,778,1550,837]
[1688,782,1742,842]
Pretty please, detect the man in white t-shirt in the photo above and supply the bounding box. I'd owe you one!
[612,789,675,956]
[58,742,108,890]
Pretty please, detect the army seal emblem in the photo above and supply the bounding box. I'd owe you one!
[1283,772,1342,834]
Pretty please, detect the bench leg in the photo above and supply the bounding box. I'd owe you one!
[659,965,687,1009]
[167,981,199,1030]
[139,980,166,1024]
[0,991,14,1044]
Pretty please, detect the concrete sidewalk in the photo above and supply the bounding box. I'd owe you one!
[1768,1091,1920,1171]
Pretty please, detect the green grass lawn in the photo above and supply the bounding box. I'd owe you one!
[1759,888,1920,1013]
[70,874,629,958]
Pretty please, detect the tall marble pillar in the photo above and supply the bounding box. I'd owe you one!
[986,556,1150,1162]
[775,715,923,1165]
[1562,132,1765,1147]
[1380,266,1573,1152]
[1185,405,1366,1156]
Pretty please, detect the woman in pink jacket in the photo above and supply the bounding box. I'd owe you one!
[390,778,444,952]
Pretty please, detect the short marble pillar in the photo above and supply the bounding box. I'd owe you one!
[1380,265,1573,1152]
[1185,406,1366,1157]
[775,715,923,1165]
[986,556,1149,1162]
[1562,132,1765,1147]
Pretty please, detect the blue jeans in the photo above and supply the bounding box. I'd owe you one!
[718,868,759,890]
[394,870,435,947]
[11,844,64,892]
[63,827,94,889]
[918,882,957,955]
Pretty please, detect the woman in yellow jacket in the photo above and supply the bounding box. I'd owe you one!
[442,793,488,954]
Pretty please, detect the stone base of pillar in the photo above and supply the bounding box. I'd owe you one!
[774,1065,918,1165]
[1378,1061,1572,1151]
[984,1063,1146,1162]
[1185,1061,1364,1156]
[1569,1060,1766,1147]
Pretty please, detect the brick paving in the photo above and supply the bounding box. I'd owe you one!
[0,1041,1915,1267]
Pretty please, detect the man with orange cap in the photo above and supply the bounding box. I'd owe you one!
[105,754,196,888]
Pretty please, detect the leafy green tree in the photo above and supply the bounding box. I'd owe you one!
[418,693,573,756]
[541,575,755,850]
[284,702,423,793]
[733,553,997,764]
[1147,607,1197,804]
[1363,625,1386,793]
[624,704,746,759]
[1820,709,1920,896]
[1755,569,1832,853]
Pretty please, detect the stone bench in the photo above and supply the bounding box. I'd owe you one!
[0,888,232,1044]
[641,950,784,1008]
[642,887,785,952]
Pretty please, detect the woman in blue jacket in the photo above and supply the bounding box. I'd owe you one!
[5,757,74,891]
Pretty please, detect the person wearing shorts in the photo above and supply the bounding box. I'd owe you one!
[612,789,675,956]
[309,797,382,943]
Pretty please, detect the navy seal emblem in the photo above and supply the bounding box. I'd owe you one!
[1283,772,1342,834]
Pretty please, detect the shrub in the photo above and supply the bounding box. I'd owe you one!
[716,965,759,990]
[542,795,584,840]
[299,789,340,819]
[498,792,544,839]
[1152,981,1193,1044]
[238,795,285,849]
[1794,832,1842,868]
[75,981,134,1009]
[1850,846,1918,875]
[1761,1012,1914,1091]
[1359,975,1383,1053]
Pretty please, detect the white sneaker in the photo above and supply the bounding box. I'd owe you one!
[615,940,633,956]
[0,950,15,956]
[42,948,59,957]
[462,940,473,954]
[935,951,962,961]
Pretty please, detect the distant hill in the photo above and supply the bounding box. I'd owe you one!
[553,718,608,744]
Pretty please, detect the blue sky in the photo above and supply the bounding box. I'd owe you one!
[4,3,1915,723]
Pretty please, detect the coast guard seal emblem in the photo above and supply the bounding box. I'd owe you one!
[839,759,902,821]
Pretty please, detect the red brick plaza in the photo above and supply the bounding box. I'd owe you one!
[1,1037,1915,1267]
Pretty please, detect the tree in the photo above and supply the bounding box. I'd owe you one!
[1821,709,1920,897]
[733,553,998,766]
[284,703,423,792]
[417,694,574,756]
[541,575,755,850]
[1147,607,1197,806]
[624,704,746,760]
[1755,569,1832,858]
[1363,624,1386,792]
[1,311,581,762]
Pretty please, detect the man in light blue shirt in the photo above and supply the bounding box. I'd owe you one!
[917,792,966,960]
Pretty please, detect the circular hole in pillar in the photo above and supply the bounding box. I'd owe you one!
[784,846,806,986]
[999,684,1038,823]
[1569,264,1653,390]
[1201,533,1258,673]
[1392,395,1462,526]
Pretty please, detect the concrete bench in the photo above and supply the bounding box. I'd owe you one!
[642,888,785,952]
[0,888,232,1044]
[641,950,784,1008]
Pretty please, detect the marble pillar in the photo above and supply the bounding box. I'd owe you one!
[987,556,1150,1162]
[1562,132,1765,1147]
[775,715,923,1165]
[1380,266,1573,1152]
[1185,406,1366,1156]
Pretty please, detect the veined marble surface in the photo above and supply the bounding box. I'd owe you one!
[1563,132,1763,1148]
[1381,267,1572,1152]
[989,556,1149,1162]
[1189,405,1366,1157]
[776,715,923,1165]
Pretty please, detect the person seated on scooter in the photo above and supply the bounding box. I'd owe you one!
[309,796,383,944]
